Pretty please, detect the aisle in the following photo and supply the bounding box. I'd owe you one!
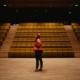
[64,25,80,58]
[0,26,18,58]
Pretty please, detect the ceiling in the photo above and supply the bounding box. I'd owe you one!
[0,0,80,8]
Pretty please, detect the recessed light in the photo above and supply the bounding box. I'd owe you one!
[75,4,78,6]
[69,12,71,14]
[4,4,7,6]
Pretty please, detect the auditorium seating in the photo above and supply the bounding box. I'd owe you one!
[0,23,10,47]
[71,23,80,43]
[8,22,74,58]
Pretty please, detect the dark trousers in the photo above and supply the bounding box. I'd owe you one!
[35,50,43,69]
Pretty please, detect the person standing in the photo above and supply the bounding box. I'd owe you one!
[33,33,43,71]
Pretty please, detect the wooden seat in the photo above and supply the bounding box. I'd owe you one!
[71,23,79,26]
[2,23,10,26]
[11,43,17,48]
[14,48,21,57]
[57,48,63,57]
[0,24,10,47]
[19,48,26,57]
[46,48,52,57]
[0,26,10,30]
[71,23,80,42]
[67,48,74,57]
[8,48,15,57]
[27,42,33,47]
[51,48,57,57]
[62,48,68,57]
[16,43,22,48]
[30,48,35,57]
[0,30,8,33]
[21,42,27,47]
[25,48,31,57]
[42,48,47,57]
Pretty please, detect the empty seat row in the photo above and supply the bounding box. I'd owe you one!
[15,32,67,35]
[71,23,80,26]
[71,23,80,43]
[72,26,80,29]
[0,23,10,46]
[19,23,63,26]
[17,28,65,30]
[74,29,80,33]
[1,23,10,26]
[0,26,10,30]
[13,37,70,42]
[16,29,65,33]
[0,30,8,33]
[14,34,68,37]
[18,26,64,29]
[17,28,65,31]
[9,48,73,53]
[76,33,80,39]
[12,41,71,44]
[11,44,71,48]
[15,33,67,37]
[8,47,74,58]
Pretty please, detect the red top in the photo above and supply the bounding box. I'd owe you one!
[33,38,43,51]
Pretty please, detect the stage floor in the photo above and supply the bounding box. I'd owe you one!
[0,58,80,80]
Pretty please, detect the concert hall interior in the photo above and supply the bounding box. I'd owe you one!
[0,0,80,80]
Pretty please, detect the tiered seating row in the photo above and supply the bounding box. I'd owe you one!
[17,26,64,29]
[71,23,80,42]
[19,23,63,26]
[0,23,10,47]
[15,32,67,37]
[13,37,69,42]
[11,42,72,48]
[16,29,65,33]
[9,48,73,58]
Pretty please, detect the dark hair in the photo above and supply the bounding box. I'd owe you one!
[35,36,40,42]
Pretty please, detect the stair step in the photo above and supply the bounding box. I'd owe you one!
[0,26,18,58]
[64,25,80,58]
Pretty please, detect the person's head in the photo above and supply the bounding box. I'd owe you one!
[36,33,41,39]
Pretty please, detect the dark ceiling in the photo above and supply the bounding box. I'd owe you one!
[0,0,80,23]
[0,0,80,8]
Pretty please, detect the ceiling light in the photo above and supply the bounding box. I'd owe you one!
[4,4,7,6]
[75,4,78,6]
[69,12,71,14]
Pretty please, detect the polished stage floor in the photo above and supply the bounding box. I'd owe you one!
[0,58,80,80]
